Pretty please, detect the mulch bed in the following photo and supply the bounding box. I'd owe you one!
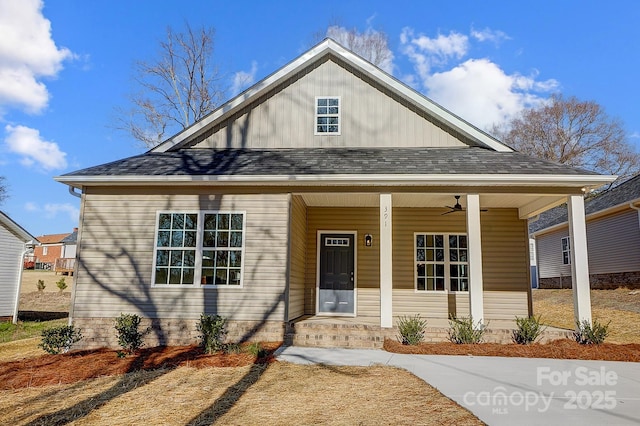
[0,342,281,390]
[384,338,640,362]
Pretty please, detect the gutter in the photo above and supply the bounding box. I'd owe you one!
[12,241,35,323]
[629,202,640,230]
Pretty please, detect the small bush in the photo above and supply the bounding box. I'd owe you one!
[56,277,67,293]
[448,316,486,344]
[197,314,227,354]
[40,325,83,354]
[574,319,610,345]
[36,279,45,292]
[225,342,242,354]
[513,315,547,345]
[245,342,268,357]
[397,314,428,345]
[114,313,147,354]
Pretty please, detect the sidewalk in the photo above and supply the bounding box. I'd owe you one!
[276,346,640,426]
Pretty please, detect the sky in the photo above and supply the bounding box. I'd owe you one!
[1,0,639,237]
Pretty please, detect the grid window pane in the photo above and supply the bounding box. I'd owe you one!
[316,97,339,134]
[416,233,468,292]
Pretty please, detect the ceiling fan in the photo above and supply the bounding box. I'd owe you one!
[442,195,488,215]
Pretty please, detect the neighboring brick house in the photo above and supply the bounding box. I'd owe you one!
[33,229,76,268]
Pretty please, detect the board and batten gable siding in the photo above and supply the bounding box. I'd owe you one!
[0,226,24,317]
[74,188,290,322]
[288,195,307,320]
[392,208,529,320]
[537,208,640,278]
[191,58,468,150]
[305,207,380,318]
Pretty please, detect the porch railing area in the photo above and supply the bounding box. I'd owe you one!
[54,257,75,275]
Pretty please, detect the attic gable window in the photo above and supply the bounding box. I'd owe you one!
[315,97,340,135]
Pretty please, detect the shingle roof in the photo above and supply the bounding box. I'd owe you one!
[61,230,77,244]
[61,147,598,178]
[529,174,640,233]
[36,233,71,244]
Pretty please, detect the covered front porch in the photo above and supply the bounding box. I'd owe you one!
[286,189,596,336]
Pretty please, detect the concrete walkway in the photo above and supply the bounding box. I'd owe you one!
[276,346,640,426]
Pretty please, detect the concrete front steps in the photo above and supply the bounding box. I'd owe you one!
[284,316,574,349]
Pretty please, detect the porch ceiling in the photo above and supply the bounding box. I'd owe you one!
[299,192,568,219]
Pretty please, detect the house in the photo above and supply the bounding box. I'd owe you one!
[33,228,76,270]
[55,228,78,274]
[0,211,36,322]
[56,39,615,349]
[530,174,640,289]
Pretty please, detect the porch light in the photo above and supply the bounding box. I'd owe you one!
[364,234,373,247]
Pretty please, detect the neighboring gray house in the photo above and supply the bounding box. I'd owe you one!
[56,39,614,349]
[0,211,36,322]
[530,174,640,289]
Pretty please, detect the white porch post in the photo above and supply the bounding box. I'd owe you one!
[380,193,393,328]
[568,194,592,327]
[466,194,484,327]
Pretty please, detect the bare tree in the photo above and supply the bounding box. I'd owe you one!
[492,94,640,183]
[312,23,394,73]
[118,24,226,148]
[0,177,7,204]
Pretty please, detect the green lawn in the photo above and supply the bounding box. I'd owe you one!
[0,319,68,343]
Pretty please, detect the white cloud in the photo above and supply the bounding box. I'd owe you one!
[426,59,557,128]
[4,124,67,170]
[326,25,395,74]
[471,27,510,44]
[44,203,79,222]
[231,61,258,96]
[25,201,79,222]
[0,0,74,114]
[400,27,558,129]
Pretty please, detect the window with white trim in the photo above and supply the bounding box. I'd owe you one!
[315,97,340,134]
[561,236,571,265]
[153,212,245,286]
[415,233,468,292]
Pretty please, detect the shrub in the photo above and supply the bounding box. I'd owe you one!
[245,342,268,357]
[196,314,227,354]
[574,319,610,345]
[56,277,67,293]
[40,325,83,354]
[114,313,147,354]
[396,314,428,345]
[512,315,547,345]
[448,316,486,344]
[36,279,45,292]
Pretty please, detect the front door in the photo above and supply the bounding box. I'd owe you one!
[318,233,355,315]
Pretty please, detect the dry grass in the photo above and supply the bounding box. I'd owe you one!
[0,363,482,425]
[533,288,640,344]
[20,270,69,294]
[0,338,43,362]
[18,291,71,313]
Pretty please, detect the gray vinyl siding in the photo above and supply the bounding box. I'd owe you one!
[537,208,640,278]
[73,188,290,322]
[192,58,467,150]
[288,195,307,320]
[0,226,24,317]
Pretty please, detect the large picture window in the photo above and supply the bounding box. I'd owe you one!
[153,211,245,287]
[415,233,468,292]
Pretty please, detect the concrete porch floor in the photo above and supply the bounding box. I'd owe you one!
[285,315,573,348]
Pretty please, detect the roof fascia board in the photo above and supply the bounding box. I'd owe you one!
[152,39,512,154]
[56,173,616,188]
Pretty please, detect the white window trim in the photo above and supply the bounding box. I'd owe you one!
[414,232,469,293]
[561,236,571,265]
[151,210,246,289]
[314,96,341,136]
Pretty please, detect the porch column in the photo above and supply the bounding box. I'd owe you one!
[380,193,393,328]
[568,194,592,327]
[466,194,484,327]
